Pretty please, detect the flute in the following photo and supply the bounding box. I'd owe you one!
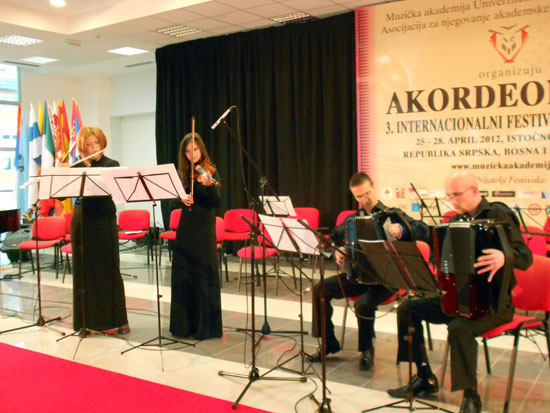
[68,148,106,167]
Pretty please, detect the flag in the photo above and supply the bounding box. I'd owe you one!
[70,99,83,164]
[59,100,70,161]
[41,102,55,169]
[28,104,42,207]
[57,100,74,215]
[15,105,29,213]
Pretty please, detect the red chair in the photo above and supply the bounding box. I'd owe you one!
[236,240,279,292]
[118,209,152,264]
[63,212,73,242]
[18,216,67,279]
[336,210,355,226]
[216,216,228,285]
[223,209,256,243]
[441,210,456,223]
[292,207,320,229]
[521,225,548,257]
[440,255,550,413]
[158,208,182,266]
[61,243,72,283]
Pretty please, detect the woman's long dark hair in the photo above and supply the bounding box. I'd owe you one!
[177,132,211,186]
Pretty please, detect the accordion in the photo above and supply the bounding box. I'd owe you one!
[344,210,411,284]
[434,219,505,318]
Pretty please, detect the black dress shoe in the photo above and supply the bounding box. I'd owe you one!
[458,396,482,413]
[359,348,374,371]
[306,342,341,363]
[387,374,439,398]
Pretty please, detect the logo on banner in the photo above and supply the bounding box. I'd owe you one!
[489,25,529,63]
[383,187,394,199]
[395,188,406,199]
[492,190,515,197]
[479,190,489,197]
[528,203,541,216]
[518,190,539,198]
[542,190,550,199]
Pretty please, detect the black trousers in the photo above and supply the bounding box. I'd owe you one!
[396,295,514,391]
[311,273,394,352]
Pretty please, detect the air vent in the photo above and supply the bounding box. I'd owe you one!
[125,61,153,68]
[4,60,39,67]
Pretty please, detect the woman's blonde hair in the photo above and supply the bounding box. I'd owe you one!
[76,126,107,166]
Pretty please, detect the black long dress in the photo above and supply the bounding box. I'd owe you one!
[169,172,222,339]
[71,155,128,331]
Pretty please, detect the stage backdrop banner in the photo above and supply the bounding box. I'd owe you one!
[356,0,550,224]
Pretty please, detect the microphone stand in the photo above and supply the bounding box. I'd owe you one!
[218,114,299,338]
[0,201,62,335]
[216,111,305,409]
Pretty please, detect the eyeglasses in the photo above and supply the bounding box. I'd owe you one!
[444,187,473,201]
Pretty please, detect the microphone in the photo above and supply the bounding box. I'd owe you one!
[211,105,236,129]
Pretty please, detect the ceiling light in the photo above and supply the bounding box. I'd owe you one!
[20,56,59,65]
[155,25,202,37]
[107,47,149,56]
[270,12,312,23]
[0,35,43,46]
[50,0,66,6]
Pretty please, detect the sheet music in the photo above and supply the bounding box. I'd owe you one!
[259,196,296,216]
[259,214,320,255]
[101,163,186,204]
[39,166,114,199]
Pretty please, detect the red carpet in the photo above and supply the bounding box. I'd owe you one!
[0,343,269,412]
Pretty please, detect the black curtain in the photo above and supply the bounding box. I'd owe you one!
[155,12,357,228]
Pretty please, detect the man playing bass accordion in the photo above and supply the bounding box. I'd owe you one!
[308,172,429,371]
[386,171,532,413]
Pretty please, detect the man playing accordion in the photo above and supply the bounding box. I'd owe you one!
[386,171,533,413]
[308,172,428,371]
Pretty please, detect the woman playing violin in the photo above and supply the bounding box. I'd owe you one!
[170,132,223,340]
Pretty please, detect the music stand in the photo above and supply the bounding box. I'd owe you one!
[101,164,195,370]
[42,166,123,357]
[259,195,296,217]
[355,239,450,413]
[260,214,320,377]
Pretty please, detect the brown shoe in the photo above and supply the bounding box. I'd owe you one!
[118,324,130,334]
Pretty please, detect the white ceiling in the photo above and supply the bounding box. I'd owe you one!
[0,0,401,78]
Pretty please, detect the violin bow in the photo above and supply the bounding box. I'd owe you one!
[190,116,195,198]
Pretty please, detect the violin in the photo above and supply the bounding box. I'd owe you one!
[194,160,221,187]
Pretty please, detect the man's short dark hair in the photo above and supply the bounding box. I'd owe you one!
[349,172,373,188]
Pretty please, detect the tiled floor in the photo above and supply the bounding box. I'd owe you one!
[1,244,549,412]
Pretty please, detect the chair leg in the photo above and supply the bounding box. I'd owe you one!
[503,329,522,413]
[341,299,349,349]
[440,338,450,385]
[237,257,244,291]
[29,250,35,274]
[55,245,59,279]
[159,242,163,267]
[224,251,228,282]
[483,338,492,374]
[62,253,68,283]
[426,321,433,351]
